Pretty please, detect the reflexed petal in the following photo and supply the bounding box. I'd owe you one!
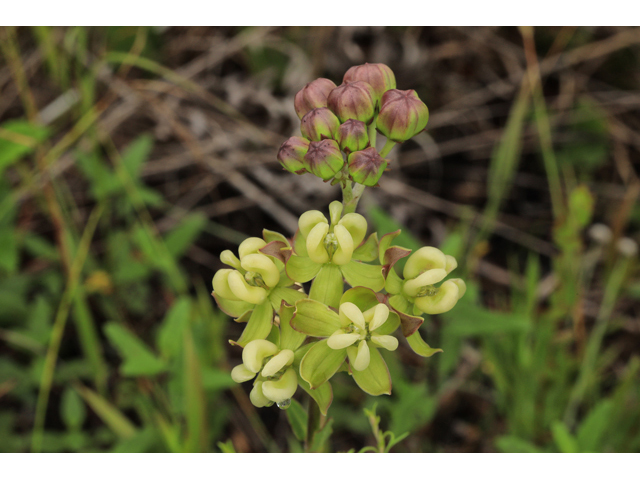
[285,255,323,283]
[250,381,270,408]
[406,329,443,357]
[338,213,367,247]
[403,246,447,280]
[212,269,240,301]
[327,331,360,349]
[371,334,398,351]
[414,279,460,315]
[308,264,344,310]
[299,210,328,238]
[231,364,256,383]
[227,270,268,305]
[367,303,389,332]
[242,339,278,373]
[306,222,330,264]
[402,268,448,297]
[220,250,242,270]
[353,340,370,371]
[291,298,342,336]
[300,339,347,389]
[351,346,391,396]
[241,253,280,288]
[262,368,298,403]
[262,349,294,377]
[233,302,274,347]
[340,261,385,291]
[239,237,267,259]
[445,255,458,274]
[332,224,354,265]
[339,302,366,330]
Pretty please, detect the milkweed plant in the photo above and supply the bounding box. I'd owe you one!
[211,63,466,446]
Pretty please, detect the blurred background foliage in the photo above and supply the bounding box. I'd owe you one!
[0,26,639,453]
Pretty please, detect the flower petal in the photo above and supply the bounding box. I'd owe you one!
[212,269,241,301]
[403,246,447,280]
[367,303,389,332]
[331,224,354,265]
[231,364,256,383]
[250,381,270,407]
[370,334,398,351]
[414,279,460,315]
[285,255,322,283]
[339,302,366,330]
[262,368,298,403]
[299,210,328,238]
[241,253,280,288]
[220,250,242,270]
[402,268,448,297]
[309,264,343,310]
[327,332,360,350]
[262,349,295,377]
[242,339,279,373]
[300,339,347,389]
[306,222,330,264]
[291,299,342,336]
[340,261,385,291]
[227,270,268,305]
[351,346,391,396]
[233,301,274,347]
[352,340,370,371]
[338,213,367,247]
[238,237,267,259]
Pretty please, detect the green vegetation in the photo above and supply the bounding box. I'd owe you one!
[1,26,639,452]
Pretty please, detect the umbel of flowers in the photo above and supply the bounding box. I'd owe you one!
[212,63,465,413]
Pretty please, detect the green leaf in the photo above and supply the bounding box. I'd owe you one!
[309,264,343,309]
[183,328,207,453]
[233,301,273,347]
[495,435,542,453]
[164,213,207,258]
[121,134,153,179]
[268,286,306,312]
[285,398,308,442]
[300,339,346,389]
[0,120,50,175]
[212,293,253,318]
[443,301,531,336]
[309,417,333,453]
[286,255,322,283]
[201,367,236,392]
[576,400,614,452]
[74,384,137,439]
[0,229,18,274]
[551,421,579,453]
[61,387,86,430]
[278,302,306,352]
[340,261,384,292]
[156,297,191,359]
[406,329,442,357]
[104,322,167,376]
[351,346,391,396]
[291,299,342,337]
[352,232,379,262]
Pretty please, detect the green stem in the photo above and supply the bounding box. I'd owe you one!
[368,121,377,150]
[379,138,396,158]
[342,182,366,214]
[305,398,321,452]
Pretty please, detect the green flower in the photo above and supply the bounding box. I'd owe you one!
[212,234,306,347]
[286,201,385,309]
[231,339,298,408]
[291,287,400,396]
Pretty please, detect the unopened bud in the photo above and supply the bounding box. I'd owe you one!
[294,78,337,119]
[277,136,310,174]
[336,119,369,154]
[304,139,344,181]
[376,89,429,143]
[348,147,386,187]
[300,107,340,142]
[327,81,376,124]
[343,63,396,107]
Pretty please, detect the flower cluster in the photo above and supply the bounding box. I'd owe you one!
[278,63,429,187]
[212,63,464,413]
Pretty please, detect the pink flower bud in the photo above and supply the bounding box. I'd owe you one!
[343,63,396,107]
[304,139,344,181]
[277,136,310,174]
[327,81,376,125]
[376,89,429,143]
[336,119,369,154]
[300,107,340,142]
[294,78,337,119]
[348,147,387,186]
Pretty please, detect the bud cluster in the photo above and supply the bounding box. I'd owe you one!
[212,64,464,415]
[277,63,430,187]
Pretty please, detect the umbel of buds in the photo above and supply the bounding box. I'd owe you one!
[300,108,340,142]
[348,147,386,187]
[343,63,396,107]
[336,119,369,154]
[376,89,429,143]
[327,81,376,124]
[304,139,344,180]
[277,136,310,174]
[294,78,337,119]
